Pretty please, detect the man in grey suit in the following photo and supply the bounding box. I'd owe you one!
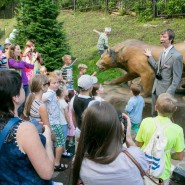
[144,29,183,116]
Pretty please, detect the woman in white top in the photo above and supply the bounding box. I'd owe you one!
[72,101,148,185]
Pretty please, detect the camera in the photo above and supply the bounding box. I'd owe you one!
[117,110,127,143]
[156,73,162,80]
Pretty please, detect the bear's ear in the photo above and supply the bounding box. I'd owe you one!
[109,48,116,58]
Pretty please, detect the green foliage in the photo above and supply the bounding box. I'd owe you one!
[134,1,153,22]
[0,0,15,9]
[157,0,185,16]
[59,0,73,8]
[15,0,70,71]
[0,29,5,39]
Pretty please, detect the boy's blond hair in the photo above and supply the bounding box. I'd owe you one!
[156,93,177,117]
[53,69,62,76]
[47,72,58,83]
[62,55,71,62]
[39,65,47,74]
[78,64,88,70]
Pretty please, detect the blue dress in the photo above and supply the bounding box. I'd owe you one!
[0,120,53,185]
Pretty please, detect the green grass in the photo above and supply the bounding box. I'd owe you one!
[0,18,16,44]
[1,11,185,86]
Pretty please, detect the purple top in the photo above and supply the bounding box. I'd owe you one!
[8,58,34,85]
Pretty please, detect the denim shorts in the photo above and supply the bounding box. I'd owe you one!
[62,124,68,142]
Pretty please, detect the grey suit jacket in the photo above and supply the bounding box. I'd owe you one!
[148,46,183,96]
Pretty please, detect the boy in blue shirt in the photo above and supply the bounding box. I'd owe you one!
[125,84,145,134]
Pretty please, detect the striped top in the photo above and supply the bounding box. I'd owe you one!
[30,99,43,120]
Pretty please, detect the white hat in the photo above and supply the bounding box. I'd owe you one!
[105,27,111,32]
[78,75,94,90]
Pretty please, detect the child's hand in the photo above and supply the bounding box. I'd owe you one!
[122,113,132,138]
[51,131,56,142]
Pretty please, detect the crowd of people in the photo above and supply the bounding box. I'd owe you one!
[0,28,184,185]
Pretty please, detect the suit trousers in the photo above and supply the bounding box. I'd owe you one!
[152,92,158,117]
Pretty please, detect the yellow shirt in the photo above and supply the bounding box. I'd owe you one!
[136,116,184,180]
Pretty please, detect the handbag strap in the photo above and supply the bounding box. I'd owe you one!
[0,117,21,150]
[123,150,163,185]
[123,150,146,177]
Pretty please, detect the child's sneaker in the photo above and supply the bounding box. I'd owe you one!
[62,151,73,158]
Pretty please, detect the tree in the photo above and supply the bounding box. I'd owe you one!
[15,0,70,71]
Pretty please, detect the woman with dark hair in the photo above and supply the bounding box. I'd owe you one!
[0,70,54,184]
[8,44,34,117]
[72,101,148,185]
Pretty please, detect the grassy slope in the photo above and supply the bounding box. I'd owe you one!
[1,11,185,85]
[0,18,16,44]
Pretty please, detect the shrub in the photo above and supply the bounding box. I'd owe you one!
[14,0,70,71]
[134,1,153,22]
[157,0,185,16]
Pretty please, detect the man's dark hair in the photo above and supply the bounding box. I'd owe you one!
[161,29,175,44]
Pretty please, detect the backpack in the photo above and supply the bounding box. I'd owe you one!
[143,118,172,177]
[73,96,93,129]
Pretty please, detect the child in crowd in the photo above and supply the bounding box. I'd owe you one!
[0,43,10,70]
[88,83,104,107]
[78,63,96,79]
[24,74,53,134]
[23,40,42,77]
[125,84,145,135]
[0,50,8,70]
[39,65,47,75]
[72,75,95,151]
[91,83,104,101]
[53,70,65,86]
[56,86,73,158]
[61,55,74,90]
[67,90,76,147]
[42,73,68,171]
[136,93,184,183]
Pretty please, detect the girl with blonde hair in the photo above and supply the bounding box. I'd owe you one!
[24,74,54,137]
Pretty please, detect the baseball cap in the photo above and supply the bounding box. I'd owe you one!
[105,27,111,32]
[78,75,94,90]
[92,76,98,84]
